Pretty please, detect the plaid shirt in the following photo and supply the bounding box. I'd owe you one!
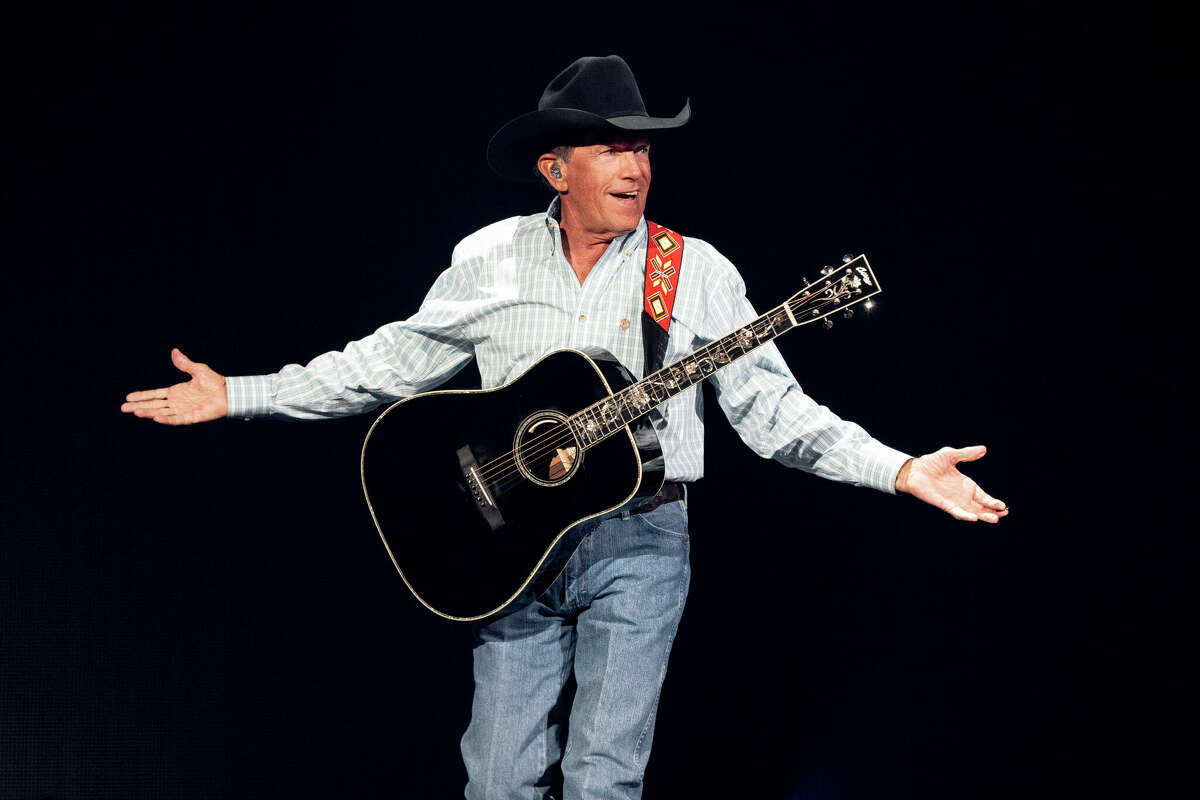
[227,199,909,490]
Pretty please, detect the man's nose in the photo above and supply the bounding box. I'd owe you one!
[617,150,642,178]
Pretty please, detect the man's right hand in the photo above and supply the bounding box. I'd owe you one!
[121,348,228,425]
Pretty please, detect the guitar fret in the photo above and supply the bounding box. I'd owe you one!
[574,408,593,446]
[782,301,798,326]
[581,413,596,444]
[608,393,624,428]
[646,378,667,404]
[770,305,794,332]
[675,358,697,389]
[715,337,733,366]
[600,397,618,432]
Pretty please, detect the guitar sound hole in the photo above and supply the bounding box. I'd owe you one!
[514,411,582,487]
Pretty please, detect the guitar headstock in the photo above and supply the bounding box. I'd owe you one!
[788,254,882,328]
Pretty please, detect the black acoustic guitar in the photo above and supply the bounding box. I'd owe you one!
[361,255,882,621]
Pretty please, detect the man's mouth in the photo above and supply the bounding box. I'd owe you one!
[610,191,639,201]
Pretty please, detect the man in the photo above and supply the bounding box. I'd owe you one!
[122,55,1007,799]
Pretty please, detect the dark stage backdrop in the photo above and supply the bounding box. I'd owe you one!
[3,3,1187,798]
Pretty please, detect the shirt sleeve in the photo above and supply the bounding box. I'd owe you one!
[225,259,478,420]
[699,244,911,494]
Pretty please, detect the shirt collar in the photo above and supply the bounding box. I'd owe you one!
[543,196,648,257]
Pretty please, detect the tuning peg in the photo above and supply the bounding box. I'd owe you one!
[842,253,856,263]
[820,265,834,276]
[823,317,834,330]
[842,308,854,319]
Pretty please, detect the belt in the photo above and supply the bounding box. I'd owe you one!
[630,481,686,515]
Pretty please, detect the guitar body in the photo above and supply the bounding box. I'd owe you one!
[360,349,664,621]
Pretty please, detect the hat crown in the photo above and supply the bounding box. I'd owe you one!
[487,55,689,181]
[537,55,648,119]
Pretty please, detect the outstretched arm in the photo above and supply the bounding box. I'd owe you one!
[895,445,1008,523]
[121,348,228,425]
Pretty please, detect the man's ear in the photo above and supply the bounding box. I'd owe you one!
[537,153,567,192]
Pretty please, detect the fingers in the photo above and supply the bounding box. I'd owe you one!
[124,388,169,404]
[945,504,979,522]
[122,403,187,424]
[122,394,172,416]
[946,487,1009,523]
[121,399,168,417]
[947,504,1007,523]
[973,485,1008,512]
[947,484,1010,523]
[127,400,173,416]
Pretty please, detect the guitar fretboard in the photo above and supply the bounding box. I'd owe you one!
[567,254,879,449]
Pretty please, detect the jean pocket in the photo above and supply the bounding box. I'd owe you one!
[636,500,689,538]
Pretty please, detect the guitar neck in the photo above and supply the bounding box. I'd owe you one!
[567,254,882,450]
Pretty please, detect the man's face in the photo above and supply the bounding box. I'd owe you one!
[558,136,651,239]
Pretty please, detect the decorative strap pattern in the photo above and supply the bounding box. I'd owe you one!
[643,221,683,334]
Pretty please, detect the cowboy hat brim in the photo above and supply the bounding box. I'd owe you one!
[486,100,691,182]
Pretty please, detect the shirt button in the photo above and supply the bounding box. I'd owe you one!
[620,318,630,330]
[578,314,587,322]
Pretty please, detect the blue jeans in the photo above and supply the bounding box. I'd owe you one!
[461,497,692,800]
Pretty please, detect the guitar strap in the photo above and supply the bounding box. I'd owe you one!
[641,221,684,377]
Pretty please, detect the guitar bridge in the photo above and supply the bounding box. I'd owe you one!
[457,445,505,531]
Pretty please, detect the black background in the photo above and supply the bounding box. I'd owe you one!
[3,2,1189,798]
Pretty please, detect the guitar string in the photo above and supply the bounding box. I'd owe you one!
[469,288,863,487]
[476,340,816,485]
[472,287,860,487]
[470,303,789,484]
[468,285,845,483]
[468,313,751,483]
[469,289,860,487]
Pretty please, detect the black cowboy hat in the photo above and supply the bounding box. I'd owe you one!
[486,55,690,181]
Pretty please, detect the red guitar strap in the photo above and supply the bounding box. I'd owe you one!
[643,221,683,333]
[641,221,683,376]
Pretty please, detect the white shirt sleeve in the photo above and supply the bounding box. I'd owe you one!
[226,259,479,420]
[699,243,910,494]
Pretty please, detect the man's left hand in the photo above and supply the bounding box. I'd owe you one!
[895,445,1008,523]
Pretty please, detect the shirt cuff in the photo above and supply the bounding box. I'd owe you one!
[859,439,913,495]
[225,375,275,419]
